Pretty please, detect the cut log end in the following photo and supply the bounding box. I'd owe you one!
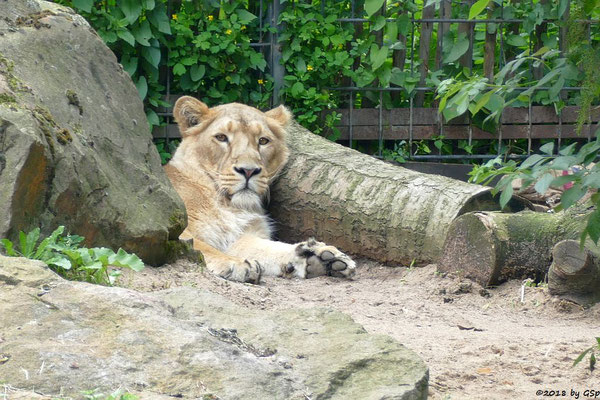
[438,213,498,287]
[548,239,600,305]
[439,210,582,287]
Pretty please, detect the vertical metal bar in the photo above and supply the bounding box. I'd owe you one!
[468,114,472,146]
[271,0,284,106]
[527,99,532,155]
[258,0,264,104]
[378,91,383,157]
[499,1,505,69]
[409,11,415,158]
[498,126,503,157]
[498,113,503,156]
[410,11,415,75]
[439,102,444,141]
[557,108,562,154]
[259,0,263,40]
[165,0,172,146]
[349,0,355,149]
[586,15,592,143]
[349,92,354,149]
[409,96,414,158]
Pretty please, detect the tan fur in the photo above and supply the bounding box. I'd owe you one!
[165,96,356,283]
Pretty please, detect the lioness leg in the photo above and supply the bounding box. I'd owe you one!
[228,235,356,279]
[187,237,262,284]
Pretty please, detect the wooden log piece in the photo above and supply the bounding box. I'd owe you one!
[439,208,590,287]
[268,122,531,266]
[548,240,600,305]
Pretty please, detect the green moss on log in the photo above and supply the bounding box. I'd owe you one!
[164,239,204,265]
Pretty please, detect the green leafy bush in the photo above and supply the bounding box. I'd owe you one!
[0,226,144,285]
[168,0,270,108]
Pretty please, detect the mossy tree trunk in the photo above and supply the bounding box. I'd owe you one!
[438,208,591,287]
[269,122,530,266]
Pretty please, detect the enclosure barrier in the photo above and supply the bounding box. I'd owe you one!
[153,0,600,161]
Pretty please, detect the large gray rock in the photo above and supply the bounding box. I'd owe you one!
[0,255,429,399]
[0,0,186,265]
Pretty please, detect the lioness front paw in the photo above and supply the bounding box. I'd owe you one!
[210,259,262,284]
[294,238,356,279]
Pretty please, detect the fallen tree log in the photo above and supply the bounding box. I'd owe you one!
[269,122,531,265]
[548,239,600,305]
[438,208,591,287]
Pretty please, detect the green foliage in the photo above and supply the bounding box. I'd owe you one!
[573,337,600,371]
[155,138,179,164]
[461,0,600,244]
[0,226,144,285]
[382,140,410,163]
[53,0,598,161]
[436,47,579,127]
[168,0,270,107]
[82,388,140,400]
[278,1,354,136]
[469,129,600,242]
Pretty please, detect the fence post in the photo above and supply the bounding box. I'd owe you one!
[270,0,284,106]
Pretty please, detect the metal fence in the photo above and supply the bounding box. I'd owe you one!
[154,0,600,161]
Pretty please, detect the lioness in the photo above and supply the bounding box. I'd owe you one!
[165,96,356,283]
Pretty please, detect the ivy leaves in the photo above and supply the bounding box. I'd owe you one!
[468,0,492,20]
[168,1,267,107]
[365,0,386,17]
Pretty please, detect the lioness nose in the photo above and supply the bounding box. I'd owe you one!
[234,166,262,179]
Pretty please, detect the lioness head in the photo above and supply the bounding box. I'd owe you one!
[170,96,291,211]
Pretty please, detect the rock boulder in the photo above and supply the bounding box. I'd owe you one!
[0,0,186,265]
[0,255,429,399]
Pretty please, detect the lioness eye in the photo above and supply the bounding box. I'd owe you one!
[215,134,228,142]
[258,137,270,145]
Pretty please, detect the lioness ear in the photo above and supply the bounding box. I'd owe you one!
[173,96,211,135]
[265,104,292,127]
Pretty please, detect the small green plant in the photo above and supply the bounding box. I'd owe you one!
[0,226,144,285]
[469,133,600,244]
[382,140,410,163]
[155,138,180,165]
[573,337,600,371]
[82,388,140,400]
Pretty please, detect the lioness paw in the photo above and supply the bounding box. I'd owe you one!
[211,259,262,284]
[294,238,356,279]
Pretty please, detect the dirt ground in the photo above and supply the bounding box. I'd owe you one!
[119,259,600,400]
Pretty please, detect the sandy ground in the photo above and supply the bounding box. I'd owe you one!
[119,259,600,400]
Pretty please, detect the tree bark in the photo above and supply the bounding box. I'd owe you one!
[438,208,590,287]
[269,122,531,266]
[548,239,600,305]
